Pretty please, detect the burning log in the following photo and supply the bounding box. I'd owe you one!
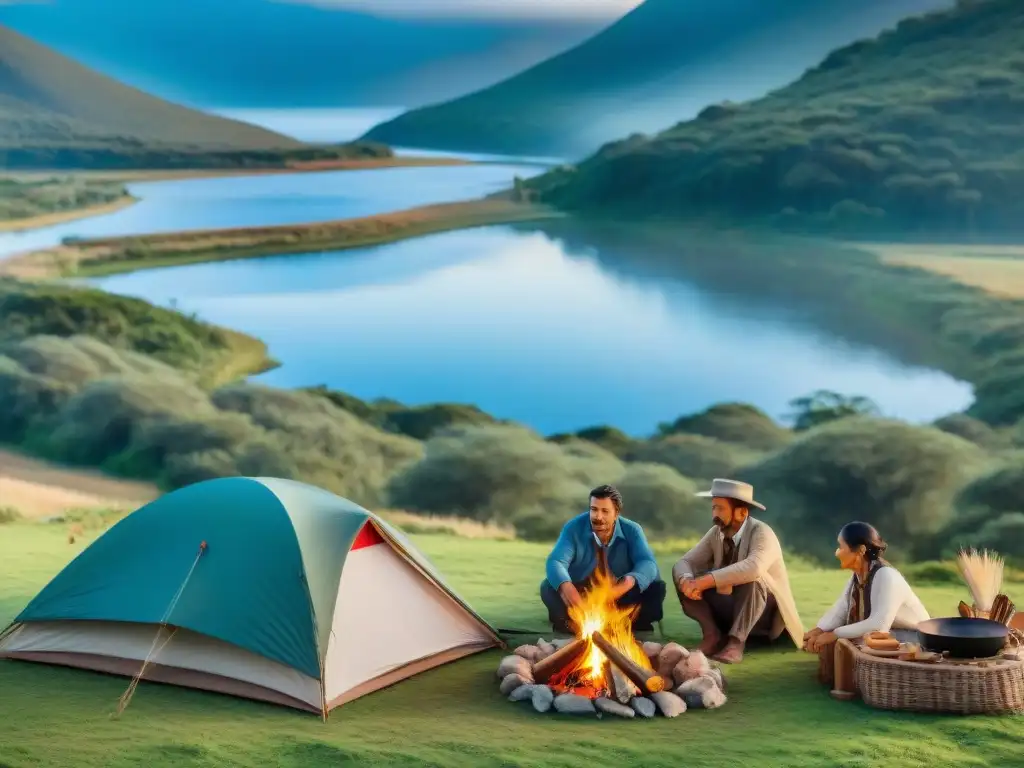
[533,636,589,684]
[592,631,665,695]
[603,658,636,704]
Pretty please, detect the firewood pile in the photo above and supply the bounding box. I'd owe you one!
[495,638,728,718]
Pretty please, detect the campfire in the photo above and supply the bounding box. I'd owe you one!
[496,569,729,718]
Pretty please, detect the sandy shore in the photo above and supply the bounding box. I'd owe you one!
[0,195,138,234]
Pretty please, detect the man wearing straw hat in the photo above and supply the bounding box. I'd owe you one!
[672,479,804,664]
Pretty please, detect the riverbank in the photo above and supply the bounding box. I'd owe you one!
[0,198,563,278]
[0,194,138,234]
[0,154,478,232]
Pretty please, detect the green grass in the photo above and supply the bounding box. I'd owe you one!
[1,524,1021,768]
[0,176,130,223]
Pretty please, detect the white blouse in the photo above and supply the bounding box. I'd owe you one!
[816,566,931,639]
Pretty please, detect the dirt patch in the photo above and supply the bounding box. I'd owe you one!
[0,448,157,518]
[866,243,1024,298]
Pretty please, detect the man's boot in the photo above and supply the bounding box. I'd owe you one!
[678,596,724,655]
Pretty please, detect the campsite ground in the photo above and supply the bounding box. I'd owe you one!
[1,522,1021,768]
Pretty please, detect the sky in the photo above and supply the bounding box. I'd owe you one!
[277,0,644,20]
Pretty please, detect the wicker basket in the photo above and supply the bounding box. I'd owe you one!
[853,645,1024,714]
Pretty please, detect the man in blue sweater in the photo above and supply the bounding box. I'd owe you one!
[541,484,666,634]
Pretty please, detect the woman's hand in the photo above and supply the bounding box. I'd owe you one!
[809,631,838,653]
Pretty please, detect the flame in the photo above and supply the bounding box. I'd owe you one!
[550,567,654,697]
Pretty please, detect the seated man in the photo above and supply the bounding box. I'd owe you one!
[541,484,666,635]
[672,478,804,664]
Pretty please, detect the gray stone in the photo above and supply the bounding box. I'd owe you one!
[550,637,573,649]
[675,675,716,697]
[594,697,635,718]
[514,644,541,663]
[650,690,687,717]
[496,655,533,681]
[708,666,727,693]
[656,642,688,678]
[536,639,556,658]
[508,684,537,702]
[531,685,555,713]
[499,673,531,696]
[642,641,663,661]
[553,693,597,715]
[630,696,657,718]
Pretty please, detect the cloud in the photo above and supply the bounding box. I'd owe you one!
[275,0,642,20]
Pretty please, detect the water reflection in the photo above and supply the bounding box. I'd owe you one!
[92,225,973,435]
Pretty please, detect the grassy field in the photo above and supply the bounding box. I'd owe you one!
[0,199,563,279]
[0,522,1021,768]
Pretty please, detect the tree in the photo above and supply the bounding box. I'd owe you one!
[786,390,880,431]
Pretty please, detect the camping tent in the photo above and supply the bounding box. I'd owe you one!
[0,477,501,716]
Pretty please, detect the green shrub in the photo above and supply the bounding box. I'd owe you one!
[659,403,791,451]
[387,424,591,524]
[627,433,756,483]
[615,462,708,537]
[934,413,1007,449]
[746,417,989,562]
[0,507,22,524]
[0,281,226,371]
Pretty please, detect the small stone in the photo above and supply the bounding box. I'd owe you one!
[630,696,657,718]
[553,693,597,715]
[550,637,573,649]
[672,650,711,686]
[531,685,555,713]
[499,673,531,696]
[536,639,556,658]
[650,690,687,717]
[656,642,688,678]
[594,697,635,718]
[642,641,663,661]
[677,676,727,709]
[496,655,533,681]
[514,644,540,662]
[701,686,728,710]
[508,684,537,702]
[708,666,727,693]
[675,675,716,697]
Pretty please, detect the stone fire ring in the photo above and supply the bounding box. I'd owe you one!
[496,638,728,718]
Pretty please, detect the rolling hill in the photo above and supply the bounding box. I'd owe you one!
[0,0,605,111]
[525,0,1024,236]
[0,25,375,168]
[363,0,949,157]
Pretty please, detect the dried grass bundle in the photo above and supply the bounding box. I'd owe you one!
[956,548,1004,612]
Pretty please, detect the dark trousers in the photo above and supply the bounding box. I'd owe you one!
[540,578,666,634]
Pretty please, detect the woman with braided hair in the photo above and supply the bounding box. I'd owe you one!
[804,521,930,653]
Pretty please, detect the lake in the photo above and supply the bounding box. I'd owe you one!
[1,101,972,435]
[91,223,973,436]
[0,160,546,258]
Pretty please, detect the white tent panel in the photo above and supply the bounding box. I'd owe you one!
[323,530,496,704]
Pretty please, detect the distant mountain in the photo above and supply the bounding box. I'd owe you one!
[363,0,950,157]
[0,25,328,168]
[0,0,605,111]
[526,0,1024,236]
